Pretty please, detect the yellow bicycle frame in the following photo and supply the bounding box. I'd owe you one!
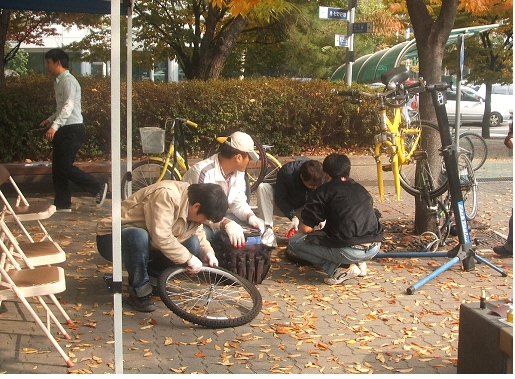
[374,107,422,201]
[157,143,187,182]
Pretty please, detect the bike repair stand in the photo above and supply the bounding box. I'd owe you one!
[375,83,507,294]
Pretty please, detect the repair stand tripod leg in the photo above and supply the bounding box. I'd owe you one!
[405,242,508,294]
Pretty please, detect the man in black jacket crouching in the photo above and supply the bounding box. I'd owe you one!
[287,153,383,284]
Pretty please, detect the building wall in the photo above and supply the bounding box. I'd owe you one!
[20,24,182,81]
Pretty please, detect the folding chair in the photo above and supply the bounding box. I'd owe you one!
[0,164,56,243]
[0,240,74,367]
[0,219,73,326]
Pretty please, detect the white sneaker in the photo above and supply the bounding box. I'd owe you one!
[261,227,277,247]
[324,264,361,285]
[357,262,367,277]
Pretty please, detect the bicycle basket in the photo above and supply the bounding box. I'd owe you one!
[139,127,165,154]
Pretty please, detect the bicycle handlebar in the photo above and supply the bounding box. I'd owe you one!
[181,119,198,128]
[332,77,452,105]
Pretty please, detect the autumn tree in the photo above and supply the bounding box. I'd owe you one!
[134,0,296,80]
[449,0,513,138]
[0,10,59,87]
[221,0,405,80]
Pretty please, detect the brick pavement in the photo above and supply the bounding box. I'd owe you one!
[0,155,512,374]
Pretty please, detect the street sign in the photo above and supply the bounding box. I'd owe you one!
[335,35,349,47]
[319,6,348,20]
[352,22,373,33]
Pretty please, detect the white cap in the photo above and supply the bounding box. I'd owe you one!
[224,132,259,161]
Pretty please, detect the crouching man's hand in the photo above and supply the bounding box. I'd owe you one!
[285,216,299,238]
[204,252,218,267]
[186,255,203,274]
[225,221,245,248]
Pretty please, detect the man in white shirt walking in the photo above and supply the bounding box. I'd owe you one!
[40,48,108,212]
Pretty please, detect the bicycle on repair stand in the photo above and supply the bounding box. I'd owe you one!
[334,66,448,202]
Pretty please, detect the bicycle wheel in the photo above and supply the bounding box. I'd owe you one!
[121,159,180,200]
[399,121,448,198]
[457,153,478,220]
[204,136,267,192]
[262,153,282,185]
[157,266,262,328]
[458,132,488,171]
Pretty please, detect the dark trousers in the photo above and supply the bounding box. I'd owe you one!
[52,123,102,208]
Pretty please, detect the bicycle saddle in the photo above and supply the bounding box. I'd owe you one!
[381,66,410,86]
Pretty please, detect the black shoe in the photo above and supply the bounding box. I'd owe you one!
[493,245,513,257]
[96,183,108,208]
[127,294,156,312]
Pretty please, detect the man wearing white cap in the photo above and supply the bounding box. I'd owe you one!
[182,131,267,248]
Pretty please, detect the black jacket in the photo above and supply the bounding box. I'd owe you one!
[301,178,383,248]
[273,160,316,220]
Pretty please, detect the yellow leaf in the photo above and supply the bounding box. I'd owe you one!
[396,368,414,373]
[143,352,152,357]
[170,366,187,373]
[164,337,173,346]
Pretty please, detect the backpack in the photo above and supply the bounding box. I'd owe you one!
[217,228,271,284]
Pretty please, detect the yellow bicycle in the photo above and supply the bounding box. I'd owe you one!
[121,118,282,200]
[334,66,448,201]
[121,117,197,200]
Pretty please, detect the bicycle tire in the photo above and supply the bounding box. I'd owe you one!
[457,153,478,220]
[204,135,268,192]
[121,159,180,200]
[157,265,262,328]
[399,121,448,198]
[458,132,488,171]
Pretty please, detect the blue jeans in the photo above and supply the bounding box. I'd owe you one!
[288,233,380,276]
[96,227,200,297]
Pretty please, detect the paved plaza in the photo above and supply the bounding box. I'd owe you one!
[0,147,512,374]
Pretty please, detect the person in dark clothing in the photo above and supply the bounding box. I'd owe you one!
[492,112,512,257]
[256,160,325,246]
[287,153,383,284]
[40,48,108,212]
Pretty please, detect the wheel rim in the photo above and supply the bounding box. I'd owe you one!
[158,266,262,327]
[489,113,501,126]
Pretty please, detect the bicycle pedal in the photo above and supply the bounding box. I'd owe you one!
[382,164,392,172]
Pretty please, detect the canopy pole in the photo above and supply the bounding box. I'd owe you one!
[110,0,123,374]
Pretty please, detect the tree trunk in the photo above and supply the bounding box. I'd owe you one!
[481,83,492,138]
[197,11,248,80]
[0,9,12,88]
[407,0,458,235]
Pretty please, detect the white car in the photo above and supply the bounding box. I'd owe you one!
[445,87,511,127]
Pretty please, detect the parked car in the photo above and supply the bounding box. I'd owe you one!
[445,87,511,127]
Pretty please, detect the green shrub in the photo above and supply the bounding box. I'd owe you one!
[0,74,381,163]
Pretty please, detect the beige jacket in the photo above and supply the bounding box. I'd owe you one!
[96,181,213,264]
